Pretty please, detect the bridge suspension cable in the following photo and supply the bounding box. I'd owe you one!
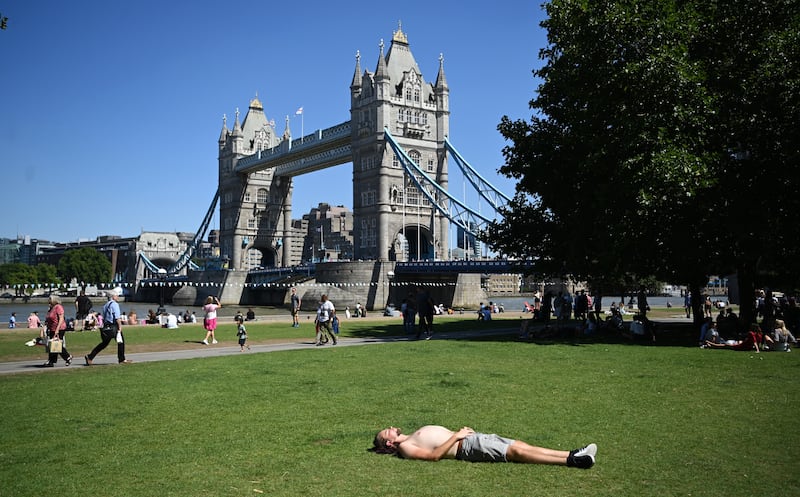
[384,129,509,238]
[167,189,220,274]
[444,137,511,212]
[138,189,220,276]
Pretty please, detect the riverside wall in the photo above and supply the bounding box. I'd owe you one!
[146,261,491,311]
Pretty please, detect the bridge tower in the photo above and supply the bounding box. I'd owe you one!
[217,96,295,270]
[350,25,450,261]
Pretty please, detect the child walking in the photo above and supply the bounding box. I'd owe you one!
[236,316,250,351]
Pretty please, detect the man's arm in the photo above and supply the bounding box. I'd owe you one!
[397,427,474,461]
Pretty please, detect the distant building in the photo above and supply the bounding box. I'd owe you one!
[0,236,55,265]
[456,223,480,259]
[36,232,201,284]
[302,203,354,262]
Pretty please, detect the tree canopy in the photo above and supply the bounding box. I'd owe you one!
[489,0,800,322]
[57,247,112,288]
[0,263,60,295]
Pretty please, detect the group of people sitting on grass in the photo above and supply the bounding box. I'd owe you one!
[519,305,655,343]
[701,318,796,352]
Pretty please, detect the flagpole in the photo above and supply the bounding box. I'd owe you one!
[295,106,304,142]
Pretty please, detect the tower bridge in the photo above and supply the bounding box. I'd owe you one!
[138,25,519,310]
[215,24,509,274]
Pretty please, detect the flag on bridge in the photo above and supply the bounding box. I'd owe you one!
[295,107,303,115]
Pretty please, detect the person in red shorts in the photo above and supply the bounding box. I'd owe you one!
[705,323,773,352]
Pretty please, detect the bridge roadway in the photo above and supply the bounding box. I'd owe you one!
[142,260,534,287]
[394,260,535,274]
[234,121,352,177]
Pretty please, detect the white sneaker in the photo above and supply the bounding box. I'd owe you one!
[212,339,218,344]
[202,340,208,345]
[569,443,597,469]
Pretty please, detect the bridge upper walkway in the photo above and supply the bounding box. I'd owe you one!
[235,121,352,177]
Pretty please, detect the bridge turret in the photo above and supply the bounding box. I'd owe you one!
[374,39,390,101]
[218,114,229,149]
[350,50,362,102]
[231,108,244,155]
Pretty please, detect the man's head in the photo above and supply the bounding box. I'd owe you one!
[107,289,119,301]
[373,426,401,454]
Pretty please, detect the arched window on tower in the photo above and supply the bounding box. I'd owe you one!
[408,150,421,166]
[257,188,268,204]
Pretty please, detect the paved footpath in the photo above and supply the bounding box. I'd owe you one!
[0,327,519,376]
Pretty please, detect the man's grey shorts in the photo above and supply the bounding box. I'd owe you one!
[456,433,516,462]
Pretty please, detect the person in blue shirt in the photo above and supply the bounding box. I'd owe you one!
[85,290,132,365]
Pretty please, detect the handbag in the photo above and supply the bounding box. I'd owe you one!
[48,337,63,354]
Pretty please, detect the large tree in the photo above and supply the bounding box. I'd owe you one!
[0,263,38,296]
[489,0,800,326]
[57,247,112,288]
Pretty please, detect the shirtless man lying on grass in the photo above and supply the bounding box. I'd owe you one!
[373,425,597,468]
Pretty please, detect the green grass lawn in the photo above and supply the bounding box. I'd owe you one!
[1,314,797,497]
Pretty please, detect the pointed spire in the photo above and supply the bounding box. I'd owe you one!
[392,20,408,45]
[351,50,362,89]
[435,53,448,89]
[249,91,263,111]
[375,39,388,80]
[232,107,243,136]
[218,113,229,143]
[282,114,291,141]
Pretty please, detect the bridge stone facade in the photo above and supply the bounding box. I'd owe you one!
[217,25,450,271]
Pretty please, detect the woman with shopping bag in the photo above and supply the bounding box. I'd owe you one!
[43,294,72,367]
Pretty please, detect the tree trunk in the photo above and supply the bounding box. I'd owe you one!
[736,263,757,333]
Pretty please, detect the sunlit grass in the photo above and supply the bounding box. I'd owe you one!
[1,331,797,497]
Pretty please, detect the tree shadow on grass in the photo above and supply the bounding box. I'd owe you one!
[344,318,700,348]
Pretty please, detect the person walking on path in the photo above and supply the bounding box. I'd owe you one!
[85,290,132,365]
[415,286,435,340]
[315,294,337,346]
[201,296,221,345]
[290,287,301,328]
[43,295,71,367]
[373,425,597,468]
[75,290,93,331]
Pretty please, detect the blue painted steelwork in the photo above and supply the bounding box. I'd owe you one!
[167,189,220,274]
[138,190,220,276]
[384,129,498,238]
[444,137,512,212]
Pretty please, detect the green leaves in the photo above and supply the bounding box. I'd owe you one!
[58,247,113,287]
[490,0,800,300]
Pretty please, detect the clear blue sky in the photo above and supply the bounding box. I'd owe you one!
[1,1,547,243]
